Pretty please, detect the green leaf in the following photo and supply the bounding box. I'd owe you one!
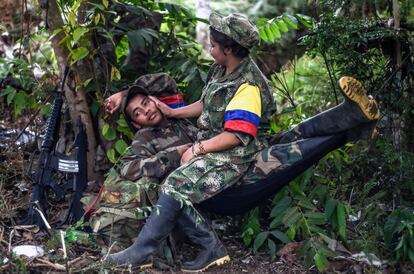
[117,116,129,128]
[325,198,337,219]
[71,47,89,64]
[297,198,317,211]
[102,124,116,141]
[270,196,291,218]
[282,15,298,30]
[295,14,315,29]
[408,248,414,263]
[14,92,27,115]
[269,22,281,39]
[106,148,116,163]
[73,27,89,43]
[128,30,146,49]
[275,20,289,32]
[337,203,346,239]
[49,28,63,40]
[270,230,290,244]
[304,212,327,226]
[182,69,197,83]
[114,139,128,155]
[264,25,275,42]
[287,225,296,240]
[253,232,269,252]
[1,86,16,105]
[102,123,109,136]
[268,239,276,259]
[282,207,301,227]
[314,252,330,272]
[259,28,269,42]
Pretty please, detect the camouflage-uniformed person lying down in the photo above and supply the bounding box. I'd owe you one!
[81,73,197,248]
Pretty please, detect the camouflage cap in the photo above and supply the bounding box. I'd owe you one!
[209,13,259,49]
[133,72,178,97]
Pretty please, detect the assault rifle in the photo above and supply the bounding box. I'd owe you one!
[22,67,88,229]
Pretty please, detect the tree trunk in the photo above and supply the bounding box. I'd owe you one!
[392,0,401,151]
[46,0,102,182]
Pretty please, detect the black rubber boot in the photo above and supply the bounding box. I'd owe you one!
[105,194,182,268]
[177,208,230,272]
[278,77,380,143]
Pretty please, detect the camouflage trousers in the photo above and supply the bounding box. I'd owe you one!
[161,156,248,204]
[161,102,374,199]
[243,101,375,184]
[81,177,160,248]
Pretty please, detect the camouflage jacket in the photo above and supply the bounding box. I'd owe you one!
[102,118,197,203]
[196,56,276,165]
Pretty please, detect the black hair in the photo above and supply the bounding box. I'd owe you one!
[124,85,149,132]
[209,27,250,58]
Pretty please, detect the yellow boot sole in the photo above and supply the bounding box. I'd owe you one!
[339,76,380,120]
[181,255,231,273]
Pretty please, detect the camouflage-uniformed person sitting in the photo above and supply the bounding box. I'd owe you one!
[106,12,382,273]
[106,13,275,272]
[82,73,197,249]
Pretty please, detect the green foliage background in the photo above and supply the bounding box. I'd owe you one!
[0,0,414,272]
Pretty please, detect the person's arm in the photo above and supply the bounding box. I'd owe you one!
[180,83,262,165]
[117,142,191,181]
[150,96,203,119]
[180,132,241,164]
[104,90,128,114]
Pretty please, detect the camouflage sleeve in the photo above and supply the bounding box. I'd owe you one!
[117,144,182,181]
[233,131,253,146]
[180,119,198,142]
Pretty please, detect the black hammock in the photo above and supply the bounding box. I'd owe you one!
[199,133,347,216]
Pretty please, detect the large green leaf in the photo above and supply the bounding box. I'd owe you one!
[70,47,89,64]
[336,203,346,239]
[270,230,290,244]
[115,139,128,155]
[73,27,89,43]
[253,232,269,252]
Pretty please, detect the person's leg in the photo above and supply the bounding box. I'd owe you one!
[158,157,245,270]
[202,133,347,215]
[105,157,241,269]
[175,207,230,272]
[105,193,183,268]
[275,77,380,144]
[241,136,325,185]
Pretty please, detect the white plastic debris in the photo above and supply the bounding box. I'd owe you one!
[12,245,44,258]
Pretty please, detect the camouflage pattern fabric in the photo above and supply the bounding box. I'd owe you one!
[241,97,378,184]
[82,118,197,246]
[161,56,276,203]
[209,13,259,49]
[133,72,178,97]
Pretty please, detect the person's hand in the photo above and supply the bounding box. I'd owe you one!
[105,92,124,114]
[149,96,174,117]
[176,144,191,156]
[180,146,195,165]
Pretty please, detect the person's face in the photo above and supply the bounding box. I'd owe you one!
[209,36,229,65]
[126,94,163,128]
